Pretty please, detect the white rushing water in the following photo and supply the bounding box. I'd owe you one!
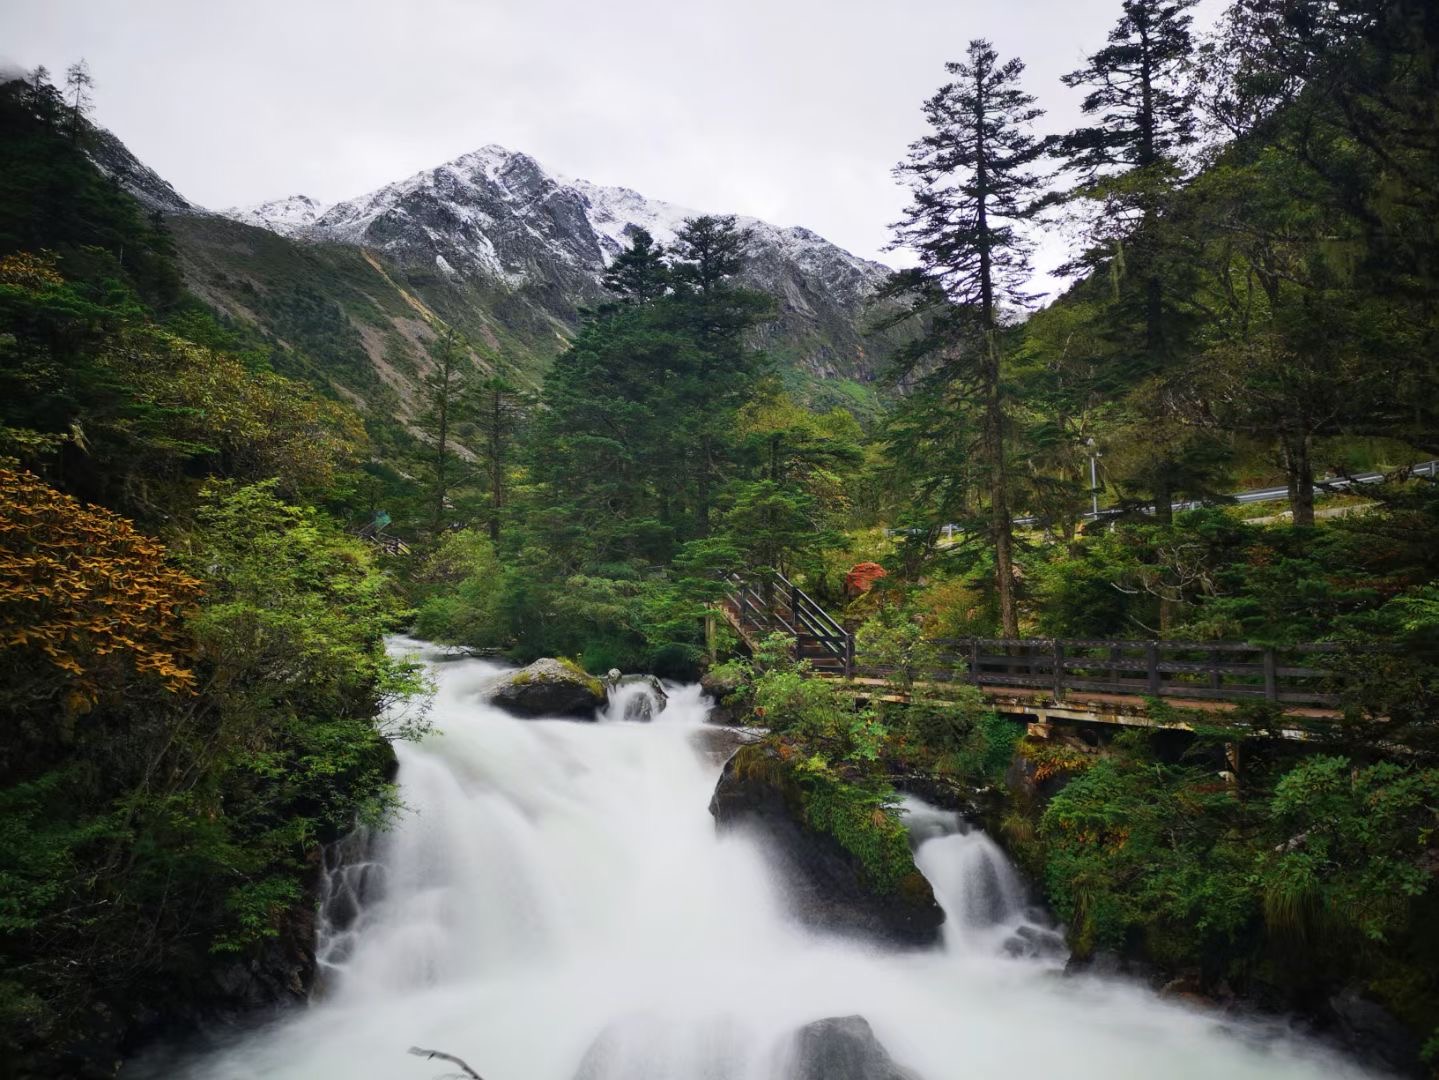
[168,639,1379,1080]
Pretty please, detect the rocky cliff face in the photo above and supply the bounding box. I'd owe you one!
[91,126,900,412]
[219,144,899,388]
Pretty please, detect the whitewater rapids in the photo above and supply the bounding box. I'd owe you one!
[161,638,1379,1080]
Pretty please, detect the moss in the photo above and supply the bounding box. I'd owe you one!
[557,657,605,698]
[896,871,933,906]
[797,768,915,895]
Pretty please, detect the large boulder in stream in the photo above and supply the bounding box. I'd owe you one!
[488,658,607,718]
[709,744,945,947]
[569,1013,924,1080]
[779,1016,924,1080]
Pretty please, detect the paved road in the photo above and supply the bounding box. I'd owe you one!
[923,459,1439,537]
[1120,458,1438,521]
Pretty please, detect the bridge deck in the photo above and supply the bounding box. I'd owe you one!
[720,572,1356,738]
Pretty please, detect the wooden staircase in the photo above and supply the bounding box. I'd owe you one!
[720,570,854,676]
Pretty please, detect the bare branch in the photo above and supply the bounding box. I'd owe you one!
[408,1046,484,1080]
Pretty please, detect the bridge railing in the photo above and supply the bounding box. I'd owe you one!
[723,570,854,675]
[852,638,1343,708]
[723,572,1346,708]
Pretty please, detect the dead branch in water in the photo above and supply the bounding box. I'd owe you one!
[408,1046,484,1079]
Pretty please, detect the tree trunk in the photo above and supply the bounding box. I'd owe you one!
[697,434,713,536]
[985,336,1019,638]
[1152,468,1173,525]
[1158,595,1177,634]
[432,398,449,536]
[1282,431,1316,527]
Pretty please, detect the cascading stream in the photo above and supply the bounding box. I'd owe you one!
[163,639,1380,1080]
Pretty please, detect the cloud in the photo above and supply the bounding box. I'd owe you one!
[0,0,1226,279]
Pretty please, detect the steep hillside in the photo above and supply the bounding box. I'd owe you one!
[98,134,900,419]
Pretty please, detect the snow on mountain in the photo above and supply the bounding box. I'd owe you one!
[562,175,701,259]
[97,131,900,386]
[87,127,194,215]
[223,144,892,308]
[219,194,327,236]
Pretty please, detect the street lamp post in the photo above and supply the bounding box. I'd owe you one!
[1086,438,1101,517]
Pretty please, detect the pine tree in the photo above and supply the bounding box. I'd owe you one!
[601,227,669,303]
[1056,0,1204,523]
[884,39,1048,636]
[23,66,61,129]
[667,215,773,535]
[420,328,465,535]
[469,360,528,543]
[1059,0,1198,179]
[63,60,93,143]
[670,215,749,295]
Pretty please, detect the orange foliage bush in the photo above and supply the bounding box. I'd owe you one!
[0,467,201,709]
[0,250,65,289]
[844,561,887,595]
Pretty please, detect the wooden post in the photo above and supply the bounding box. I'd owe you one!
[789,581,799,623]
[1146,642,1161,695]
[844,632,855,679]
[1263,647,1278,702]
[1052,640,1065,701]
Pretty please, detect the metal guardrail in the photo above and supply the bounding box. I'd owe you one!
[892,460,1439,534]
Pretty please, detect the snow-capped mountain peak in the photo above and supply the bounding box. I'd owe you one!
[221,143,889,295]
[220,194,328,236]
[201,142,894,381]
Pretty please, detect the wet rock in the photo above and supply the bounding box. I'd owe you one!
[1326,987,1423,1077]
[778,1015,924,1080]
[605,670,669,722]
[690,724,763,766]
[1157,974,1226,1011]
[488,658,607,718]
[700,668,745,725]
[709,745,944,948]
[1001,923,1068,961]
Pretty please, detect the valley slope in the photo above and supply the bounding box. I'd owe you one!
[94,131,900,420]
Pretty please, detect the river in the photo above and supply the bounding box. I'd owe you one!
[159,638,1380,1080]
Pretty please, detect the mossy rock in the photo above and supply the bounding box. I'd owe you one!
[489,658,608,719]
[709,744,944,947]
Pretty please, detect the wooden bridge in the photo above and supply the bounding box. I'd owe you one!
[721,571,1351,737]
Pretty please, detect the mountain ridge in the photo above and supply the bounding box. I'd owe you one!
[91,125,903,417]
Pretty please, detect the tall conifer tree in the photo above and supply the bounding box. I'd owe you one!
[1056,0,1204,523]
[420,328,465,535]
[884,39,1048,636]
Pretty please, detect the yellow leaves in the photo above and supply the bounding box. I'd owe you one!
[0,467,202,703]
[0,250,65,290]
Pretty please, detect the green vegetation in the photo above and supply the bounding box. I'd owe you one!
[4,0,1439,1069]
[0,74,425,1073]
[1027,738,1439,1041]
[718,632,1016,893]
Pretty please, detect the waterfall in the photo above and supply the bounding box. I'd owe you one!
[904,798,1065,959]
[147,638,1380,1080]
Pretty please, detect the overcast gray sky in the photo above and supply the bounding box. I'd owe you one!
[2,0,1223,292]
